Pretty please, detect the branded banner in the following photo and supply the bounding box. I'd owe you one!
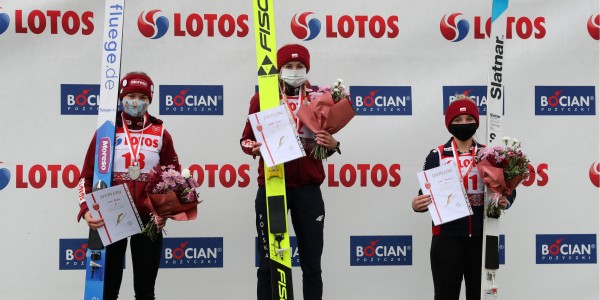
[0,1,598,299]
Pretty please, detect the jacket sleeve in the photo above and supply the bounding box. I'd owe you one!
[160,128,181,171]
[414,149,440,212]
[76,134,97,221]
[240,93,260,158]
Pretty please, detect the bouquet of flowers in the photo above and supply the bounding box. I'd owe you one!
[142,165,201,240]
[476,137,530,218]
[297,79,355,159]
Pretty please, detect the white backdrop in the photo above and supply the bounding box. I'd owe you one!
[0,0,598,299]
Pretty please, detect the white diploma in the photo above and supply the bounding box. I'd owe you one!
[417,162,473,226]
[84,183,144,246]
[249,104,306,167]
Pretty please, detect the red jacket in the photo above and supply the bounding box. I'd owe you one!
[77,113,180,222]
[240,92,330,187]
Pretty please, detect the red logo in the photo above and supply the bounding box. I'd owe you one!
[588,14,600,40]
[327,163,401,187]
[188,164,250,188]
[441,13,546,40]
[589,162,600,187]
[522,163,549,187]
[14,9,94,35]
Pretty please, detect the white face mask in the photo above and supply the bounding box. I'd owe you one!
[280,68,307,88]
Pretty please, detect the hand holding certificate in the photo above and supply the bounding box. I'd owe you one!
[84,184,143,246]
[249,104,305,167]
[417,163,472,225]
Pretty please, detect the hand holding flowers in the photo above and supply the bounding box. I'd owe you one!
[297,79,355,160]
[141,165,202,240]
[476,137,530,218]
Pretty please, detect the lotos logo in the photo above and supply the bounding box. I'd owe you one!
[160,85,224,115]
[0,161,11,191]
[61,84,100,115]
[443,86,489,115]
[440,13,545,41]
[351,235,412,266]
[290,12,399,39]
[255,236,300,267]
[138,10,249,39]
[588,14,600,40]
[0,7,10,35]
[440,13,469,42]
[161,237,223,268]
[59,239,88,270]
[13,9,93,35]
[188,164,250,188]
[589,162,600,188]
[138,10,169,39]
[522,163,549,187]
[15,164,80,189]
[327,163,401,187]
[291,12,321,41]
[536,234,597,264]
[535,86,596,115]
[350,86,412,115]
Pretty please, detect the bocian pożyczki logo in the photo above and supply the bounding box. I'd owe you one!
[0,162,10,190]
[138,10,169,39]
[0,7,10,35]
[588,14,600,40]
[291,12,321,41]
[440,13,469,42]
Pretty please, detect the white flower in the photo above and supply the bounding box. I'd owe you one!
[337,78,344,83]
[502,136,510,142]
[182,168,191,179]
[333,88,339,92]
[332,82,338,87]
[512,138,519,144]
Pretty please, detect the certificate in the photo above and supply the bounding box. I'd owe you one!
[249,104,305,167]
[417,162,472,226]
[84,183,144,246]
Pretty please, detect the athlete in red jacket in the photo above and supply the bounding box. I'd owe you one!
[78,72,180,300]
[241,44,340,300]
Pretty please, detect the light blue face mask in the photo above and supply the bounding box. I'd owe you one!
[122,99,149,117]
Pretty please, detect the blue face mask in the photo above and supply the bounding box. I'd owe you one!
[122,99,149,117]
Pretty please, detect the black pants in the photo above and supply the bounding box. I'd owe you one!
[255,185,325,300]
[103,233,163,300]
[430,235,483,300]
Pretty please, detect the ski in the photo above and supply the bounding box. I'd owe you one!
[83,1,125,299]
[481,0,509,299]
[251,0,294,299]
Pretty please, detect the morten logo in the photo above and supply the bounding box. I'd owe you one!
[161,237,223,268]
[589,162,600,188]
[350,235,412,266]
[588,14,600,40]
[61,84,100,115]
[0,7,10,35]
[350,86,412,115]
[536,234,597,264]
[0,161,11,191]
[443,86,489,115]
[535,86,596,115]
[160,85,224,115]
[440,13,469,42]
[138,10,169,39]
[291,12,321,41]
